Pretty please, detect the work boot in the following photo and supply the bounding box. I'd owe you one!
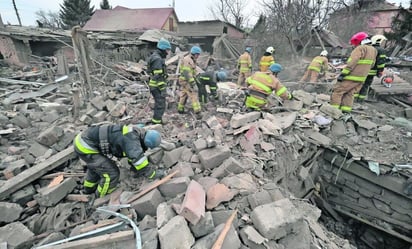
[134,165,165,180]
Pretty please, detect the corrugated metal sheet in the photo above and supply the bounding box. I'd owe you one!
[83,7,176,32]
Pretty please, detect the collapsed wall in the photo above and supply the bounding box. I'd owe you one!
[320,149,412,247]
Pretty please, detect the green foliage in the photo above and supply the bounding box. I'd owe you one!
[59,0,95,29]
[100,0,112,10]
[384,6,412,47]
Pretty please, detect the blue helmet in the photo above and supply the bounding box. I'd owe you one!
[269,63,283,73]
[190,46,202,55]
[245,47,252,53]
[216,70,227,81]
[144,130,161,149]
[157,38,171,50]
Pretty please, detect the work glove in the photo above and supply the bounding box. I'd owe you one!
[377,71,383,77]
[337,74,345,82]
[288,93,293,100]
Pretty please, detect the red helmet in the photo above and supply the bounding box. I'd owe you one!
[350,32,369,46]
[384,77,393,83]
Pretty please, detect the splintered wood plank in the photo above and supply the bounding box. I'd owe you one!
[0,147,76,200]
[51,230,135,249]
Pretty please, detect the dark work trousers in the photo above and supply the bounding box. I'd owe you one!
[197,81,217,104]
[150,87,166,123]
[76,152,120,196]
[357,75,374,101]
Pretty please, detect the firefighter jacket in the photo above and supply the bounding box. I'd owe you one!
[147,49,168,90]
[368,46,387,76]
[341,45,377,83]
[74,125,149,171]
[179,54,197,84]
[238,52,252,73]
[308,56,328,73]
[198,71,217,84]
[259,53,275,72]
[247,72,290,100]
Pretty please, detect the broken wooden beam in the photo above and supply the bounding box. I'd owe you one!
[0,146,76,200]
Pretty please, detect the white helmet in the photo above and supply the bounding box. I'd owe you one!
[320,50,328,56]
[266,46,275,54]
[371,34,387,46]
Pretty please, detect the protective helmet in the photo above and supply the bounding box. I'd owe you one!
[245,47,252,53]
[266,47,275,54]
[371,34,387,46]
[144,130,161,149]
[350,32,369,46]
[216,70,227,81]
[320,50,328,56]
[157,38,171,50]
[266,46,275,54]
[190,46,202,54]
[269,63,283,73]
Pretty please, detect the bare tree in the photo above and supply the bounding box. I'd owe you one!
[256,0,347,58]
[12,0,22,26]
[208,0,251,29]
[35,10,63,29]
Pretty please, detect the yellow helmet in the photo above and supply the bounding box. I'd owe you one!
[371,35,387,46]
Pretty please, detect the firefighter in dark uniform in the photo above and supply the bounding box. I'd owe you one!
[147,38,171,124]
[196,70,227,104]
[73,124,163,197]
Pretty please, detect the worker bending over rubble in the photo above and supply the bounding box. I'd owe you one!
[178,46,202,115]
[244,63,293,111]
[299,50,329,83]
[330,32,377,113]
[147,38,171,125]
[196,69,227,104]
[73,124,164,197]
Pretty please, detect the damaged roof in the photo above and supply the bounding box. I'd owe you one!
[83,6,178,32]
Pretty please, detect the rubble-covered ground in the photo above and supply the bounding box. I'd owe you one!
[0,57,411,249]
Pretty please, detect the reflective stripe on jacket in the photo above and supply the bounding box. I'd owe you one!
[179,55,197,83]
[74,125,149,171]
[247,72,290,100]
[238,52,252,73]
[308,56,328,73]
[259,55,274,72]
[341,45,377,83]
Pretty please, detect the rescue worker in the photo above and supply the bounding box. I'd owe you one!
[147,38,171,124]
[73,124,163,197]
[330,32,377,113]
[259,46,275,72]
[237,47,252,87]
[299,50,329,83]
[354,34,388,102]
[197,70,227,104]
[178,46,202,114]
[244,63,293,111]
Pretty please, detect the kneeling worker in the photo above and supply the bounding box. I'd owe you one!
[196,70,227,104]
[74,124,164,197]
[245,63,293,111]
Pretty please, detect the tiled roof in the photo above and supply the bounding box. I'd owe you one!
[83,7,176,32]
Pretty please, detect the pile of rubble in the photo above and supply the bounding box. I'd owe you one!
[0,60,411,249]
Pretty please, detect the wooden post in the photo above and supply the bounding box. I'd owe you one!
[72,87,80,120]
[71,26,94,100]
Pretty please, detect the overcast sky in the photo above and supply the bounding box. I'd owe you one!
[0,0,410,27]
